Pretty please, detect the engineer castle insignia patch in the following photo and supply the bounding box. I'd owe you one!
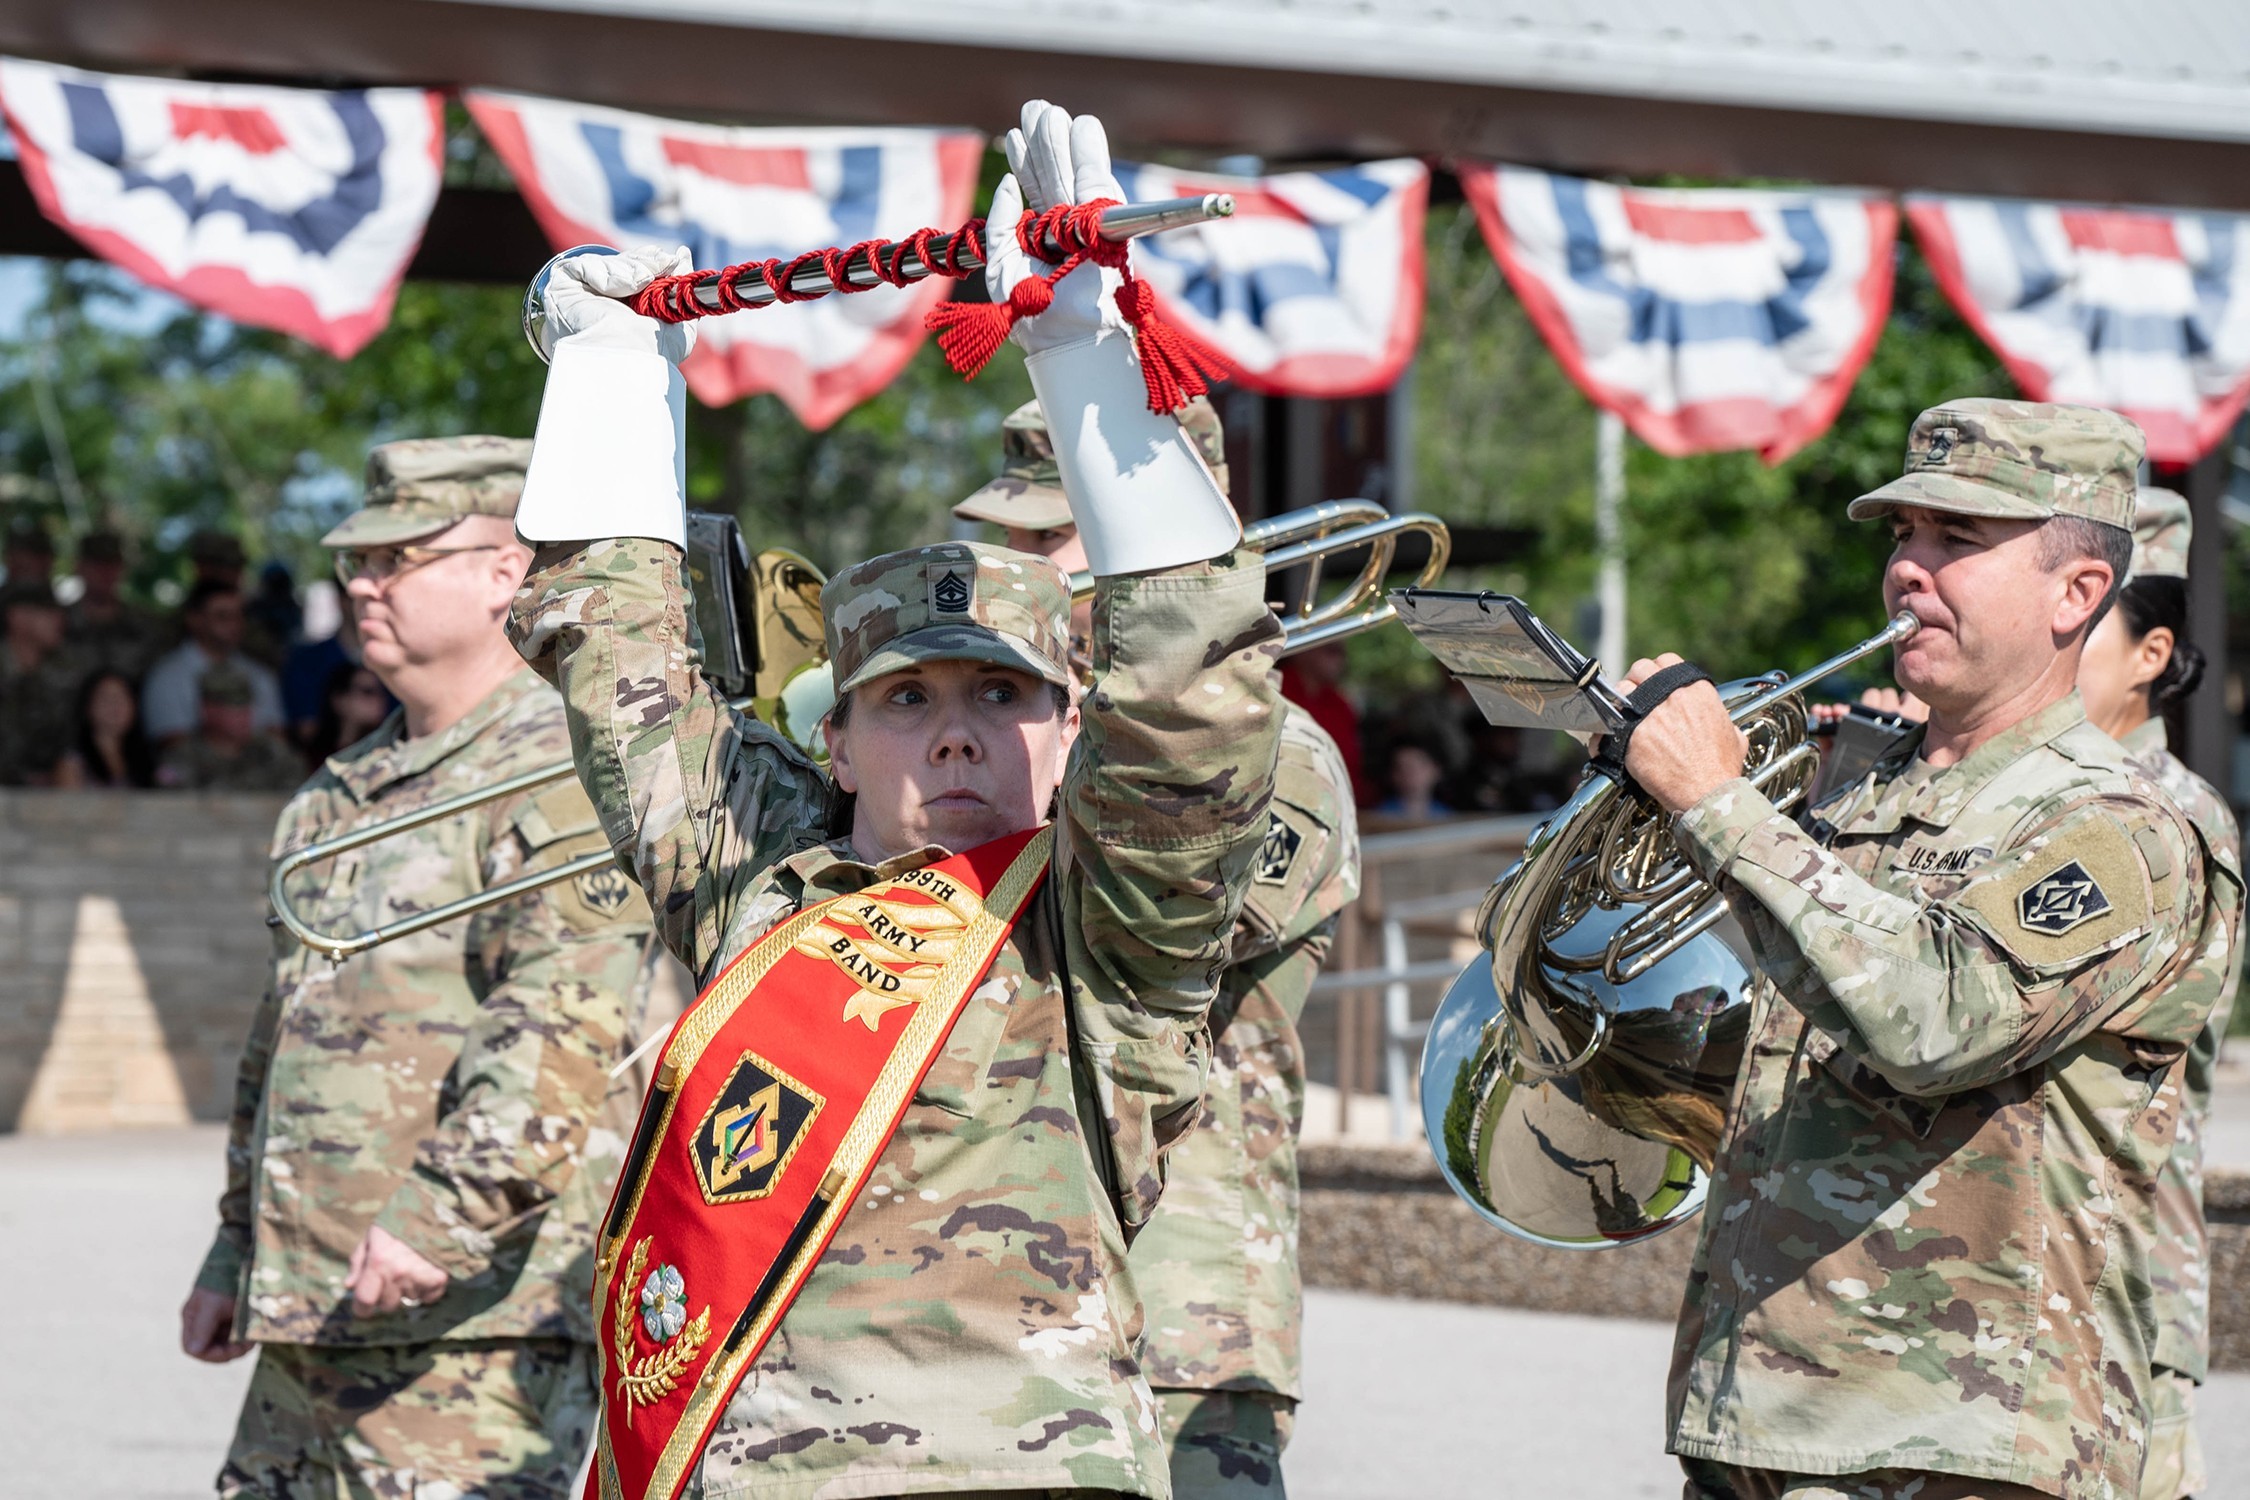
[1255,812,1303,886]
[2017,859,2111,936]
[692,1050,824,1205]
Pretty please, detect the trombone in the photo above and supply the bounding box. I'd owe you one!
[269,502,1449,960]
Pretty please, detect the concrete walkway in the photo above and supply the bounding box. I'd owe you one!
[5,1126,2247,1499]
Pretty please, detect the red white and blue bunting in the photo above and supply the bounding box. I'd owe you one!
[10,50,2248,473]
[1110,158,1427,399]
[0,57,443,358]
[1460,163,1898,463]
[468,91,982,429]
[1907,196,2250,466]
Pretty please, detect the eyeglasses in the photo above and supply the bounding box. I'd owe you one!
[334,543,499,587]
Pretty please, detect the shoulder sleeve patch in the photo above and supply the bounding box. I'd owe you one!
[1255,810,1305,886]
[536,830,650,930]
[569,865,645,921]
[1954,812,2151,973]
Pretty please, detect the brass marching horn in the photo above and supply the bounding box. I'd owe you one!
[1399,594,1917,1248]
[271,503,1449,960]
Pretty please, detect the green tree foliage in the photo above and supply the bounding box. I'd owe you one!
[0,258,1025,594]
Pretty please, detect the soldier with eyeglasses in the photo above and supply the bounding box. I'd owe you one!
[184,435,662,1499]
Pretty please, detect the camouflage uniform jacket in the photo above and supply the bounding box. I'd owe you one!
[1133,704,1359,1401]
[0,640,80,784]
[195,667,658,1347]
[509,539,1283,1500]
[2118,717,2244,1384]
[1664,693,2237,1499]
[157,731,308,792]
[65,597,167,680]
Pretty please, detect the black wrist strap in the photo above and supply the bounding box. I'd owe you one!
[1596,661,1715,774]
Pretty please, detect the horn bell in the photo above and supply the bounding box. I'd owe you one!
[1419,701,1768,1250]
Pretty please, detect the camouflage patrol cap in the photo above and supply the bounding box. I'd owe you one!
[823,541,1073,695]
[2129,487,2190,581]
[952,396,1230,533]
[1177,395,1229,497]
[322,435,533,548]
[952,401,1074,532]
[1847,398,2143,528]
[199,663,255,706]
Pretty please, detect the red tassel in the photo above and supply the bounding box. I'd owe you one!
[924,272,1062,379]
[919,200,1237,412]
[1114,276,1233,414]
[925,300,1015,379]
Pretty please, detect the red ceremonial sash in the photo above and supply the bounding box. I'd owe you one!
[587,826,1054,1500]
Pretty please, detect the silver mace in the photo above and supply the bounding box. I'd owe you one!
[523,193,1235,360]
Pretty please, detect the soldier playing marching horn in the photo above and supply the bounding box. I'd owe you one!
[509,99,1284,1500]
[1615,401,2240,1500]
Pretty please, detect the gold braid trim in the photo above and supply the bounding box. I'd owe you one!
[611,1237,713,1428]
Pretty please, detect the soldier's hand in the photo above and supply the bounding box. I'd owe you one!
[180,1287,252,1363]
[344,1224,451,1317]
[1619,653,1748,815]
[984,101,1125,355]
[530,242,698,363]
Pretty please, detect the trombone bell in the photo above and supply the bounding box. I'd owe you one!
[1065,500,1452,657]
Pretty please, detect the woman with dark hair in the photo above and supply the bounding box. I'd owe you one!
[2080,574,2207,750]
[53,667,157,789]
[2077,488,2241,1500]
[303,661,393,767]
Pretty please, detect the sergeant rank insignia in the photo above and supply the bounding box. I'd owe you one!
[931,563,972,614]
[1255,811,1303,886]
[2017,860,2111,936]
[692,1051,824,1204]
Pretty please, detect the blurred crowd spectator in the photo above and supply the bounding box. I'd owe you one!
[0,515,394,793]
[8,510,1588,817]
[1281,648,1585,829]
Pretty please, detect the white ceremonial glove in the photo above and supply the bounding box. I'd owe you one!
[987,104,1123,356]
[992,100,1239,577]
[517,244,698,550]
[526,243,699,363]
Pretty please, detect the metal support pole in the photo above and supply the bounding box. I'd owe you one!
[1382,912,1413,1140]
[1387,358,1415,513]
[1595,410,1628,673]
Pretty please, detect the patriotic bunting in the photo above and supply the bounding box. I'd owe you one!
[1460,164,1898,463]
[0,58,443,358]
[468,92,982,429]
[1906,196,2250,465]
[1110,158,1427,398]
[12,52,2247,479]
